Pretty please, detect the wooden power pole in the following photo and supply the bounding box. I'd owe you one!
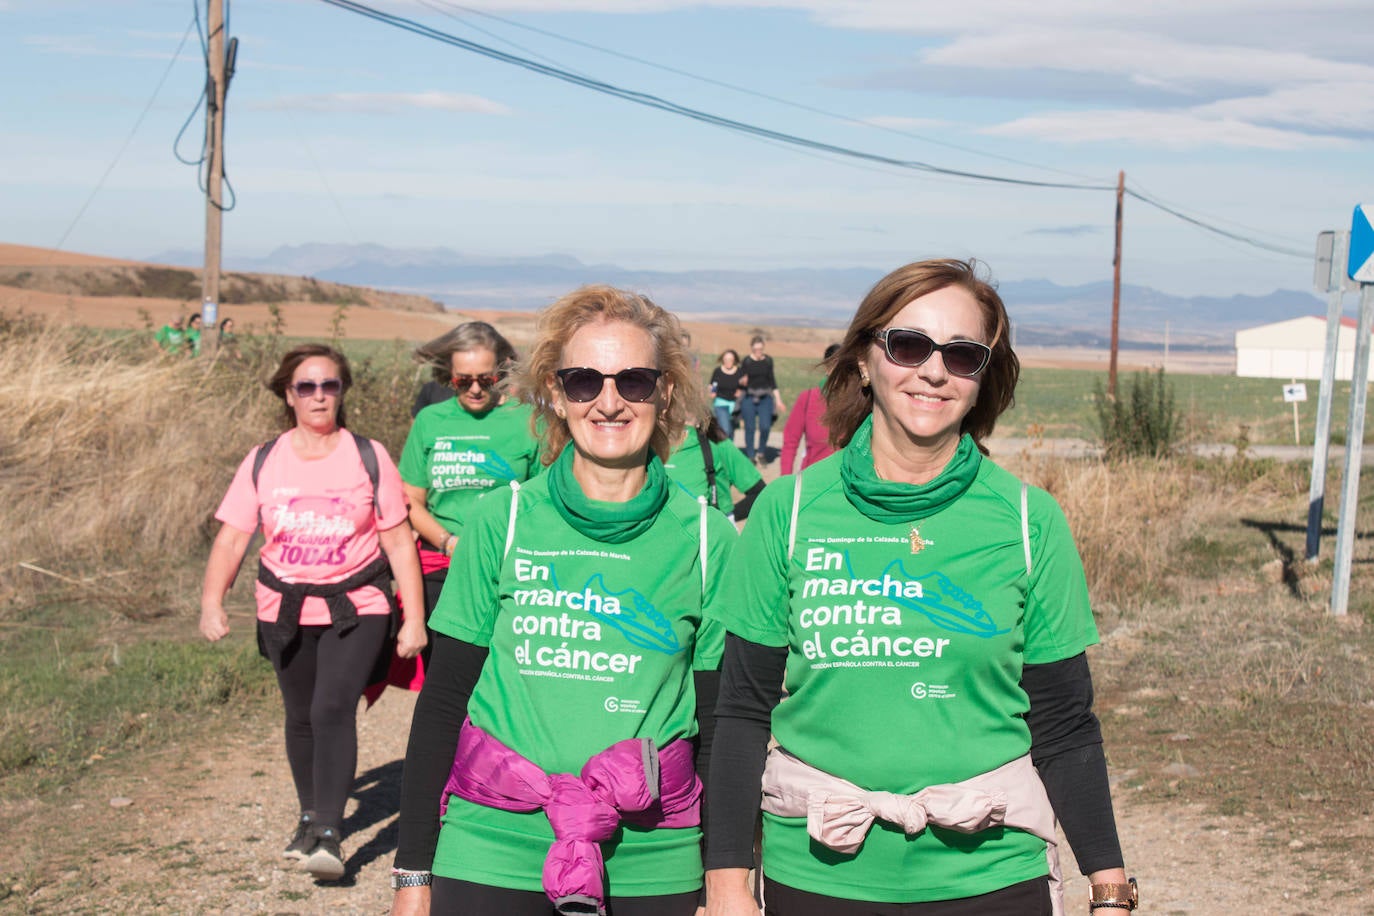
[1108,170,1124,398]
[200,0,227,356]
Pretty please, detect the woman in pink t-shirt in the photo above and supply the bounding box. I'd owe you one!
[779,343,840,475]
[200,343,425,881]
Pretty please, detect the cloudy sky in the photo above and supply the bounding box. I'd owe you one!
[3,0,1371,296]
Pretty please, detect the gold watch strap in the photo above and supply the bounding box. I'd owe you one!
[1089,877,1138,909]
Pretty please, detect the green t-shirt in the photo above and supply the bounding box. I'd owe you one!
[155,325,185,353]
[398,399,539,535]
[722,440,1098,903]
[663,431,761,516]
[428,466,738,895]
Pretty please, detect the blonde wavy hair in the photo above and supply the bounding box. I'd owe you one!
[510,285,702,465]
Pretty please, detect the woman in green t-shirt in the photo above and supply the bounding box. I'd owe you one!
[705,260,1135,916]
[392,287,737,916]
[398,322,540,664]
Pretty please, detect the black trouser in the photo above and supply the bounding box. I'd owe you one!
[271,615,390,832]
[432,878,700,916]
[419,561,449,669]
[762,876,1052,916]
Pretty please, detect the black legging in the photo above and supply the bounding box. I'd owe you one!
[762,876,1052,916]
[271,615,390,832]
[431,877,700,916]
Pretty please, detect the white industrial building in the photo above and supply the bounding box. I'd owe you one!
[1235,315,1372,381]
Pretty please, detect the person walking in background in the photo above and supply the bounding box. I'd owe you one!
[185,313,204,356]
[397,321,540,666]
[410,326,468,417]
[390,286,736,916]
[217,317,242,362]
[665,414,765,524]
[155,313,187,354]
[705,260,1134,916]
[200,343,427,881]
[778,343,840,475]
[738,336,785,465]
[708,349,744,441]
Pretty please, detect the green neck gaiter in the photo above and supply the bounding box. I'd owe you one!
[840,415,982,523]
[546,445,670,543]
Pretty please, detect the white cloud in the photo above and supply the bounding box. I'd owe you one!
[252,91,512,115]
[1196,81,1374,134]
[983,109,1353,150]
[922,28,1374,92]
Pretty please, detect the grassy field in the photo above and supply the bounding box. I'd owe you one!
[754,356,1373,446]
[3,313,1374,908]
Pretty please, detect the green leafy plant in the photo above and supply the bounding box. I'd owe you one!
[1092,368,1183,459]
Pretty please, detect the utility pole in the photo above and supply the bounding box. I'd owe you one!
[1109,170,1124,398]
[200,0,227,356]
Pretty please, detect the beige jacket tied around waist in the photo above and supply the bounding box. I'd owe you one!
[760,747,1064,916]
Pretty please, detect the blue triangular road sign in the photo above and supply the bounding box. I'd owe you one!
[1350,205,1374,283]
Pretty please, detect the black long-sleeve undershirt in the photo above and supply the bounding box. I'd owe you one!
[705,634,1124,876]
[394,634,488,870]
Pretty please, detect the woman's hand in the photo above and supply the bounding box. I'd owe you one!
[396,618,429,659]
[199,522,252,642]
[389,884,430,916]
[705,869,760,916]
[199,604,230,641]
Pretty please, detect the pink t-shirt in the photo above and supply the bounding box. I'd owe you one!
[216,432,409,625]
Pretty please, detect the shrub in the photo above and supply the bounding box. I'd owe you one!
[1092,368,1182,459]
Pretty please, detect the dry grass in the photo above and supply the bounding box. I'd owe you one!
[0,314,277,620]
[1005,445,1374,865]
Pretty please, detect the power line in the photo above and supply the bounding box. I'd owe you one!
[316,0,1313,261]
[1124,188,1309,259]
[315,0,1112,193]
[56,15,197,250]
[413,0,1102,184]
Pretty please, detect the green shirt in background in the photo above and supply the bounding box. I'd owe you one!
[428,466,738,896]
[721,436,1098,903]
[154,324,185,353]
[664,430,762,517]
[398,399,539,535]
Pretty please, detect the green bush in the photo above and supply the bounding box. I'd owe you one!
[1093,368,1183,459]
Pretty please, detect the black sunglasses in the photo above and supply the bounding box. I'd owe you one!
[290,378,344,398]
[872,328,991,378]
[555,367,662,403]
[452,373,502,390]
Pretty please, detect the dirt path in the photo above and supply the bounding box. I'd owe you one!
[4,667,1354,916]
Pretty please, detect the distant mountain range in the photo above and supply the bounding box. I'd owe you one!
[148,243,1335,349]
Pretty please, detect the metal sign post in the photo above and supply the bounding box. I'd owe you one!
[1283,381,1307,445]
[1330,206,1374,615]
[1307,230,1352,560]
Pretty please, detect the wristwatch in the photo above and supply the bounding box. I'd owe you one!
[390,868,432,890]
[1089,877,1138,911]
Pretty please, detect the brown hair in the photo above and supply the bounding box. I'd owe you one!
[822,259,1019,453]
[414,321,518,384]
[267,343,353,430]
[511,285,701,466]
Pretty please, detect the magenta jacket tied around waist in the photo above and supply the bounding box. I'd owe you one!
[442,718,702,915]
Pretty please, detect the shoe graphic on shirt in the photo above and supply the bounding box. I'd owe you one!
[581,573,682,655]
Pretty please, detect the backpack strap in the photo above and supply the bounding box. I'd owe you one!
[1021,481,1032,577]
[348,430,382,518]
[695,427,718,509]
[251,430,381,518]
[787,471,804,563]
[697,495,709,592]
[250,435,278,494]
[503,480,523,560]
